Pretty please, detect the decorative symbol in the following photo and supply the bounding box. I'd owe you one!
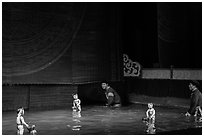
[123,54,141,77]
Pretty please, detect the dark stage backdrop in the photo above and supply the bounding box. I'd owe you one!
[2,3,201,111]
[157,3,202,68]
[2,3,122,84]
[2,85,77,111]
[72,3,122,83]
[3,2,201,83]
[122,3,201,69]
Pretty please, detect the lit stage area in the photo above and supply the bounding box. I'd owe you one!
[2,104,202,135]
[2,2,202,135]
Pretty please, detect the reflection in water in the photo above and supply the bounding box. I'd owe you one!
[72,111,81,118]
[72,111,81,131]
[185,115,202,128]
[146,122,156,134]
[101,118,111,134]
[101,110,114,134]
[67,111,82,131]
[194,116,202,128]
[143,118,156,134]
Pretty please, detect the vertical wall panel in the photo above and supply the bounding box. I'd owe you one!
[2,85,29,111]
[3,3,121,84]
[125,79,196,99]
[3,49,73,84]
[109,5,123,81]
[29,85,76,110]
[72,3,114,83]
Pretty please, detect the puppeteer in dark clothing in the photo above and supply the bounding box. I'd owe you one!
[188,88,202,115]
[105,87,121,106]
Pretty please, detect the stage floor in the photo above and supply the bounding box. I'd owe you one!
[2,104,202,135]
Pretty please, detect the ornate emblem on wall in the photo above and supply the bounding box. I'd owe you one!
[123,54,141,77]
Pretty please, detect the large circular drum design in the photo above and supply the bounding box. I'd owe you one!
[3,3,85,76]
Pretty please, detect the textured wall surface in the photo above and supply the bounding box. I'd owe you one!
[3,3,84,77]
[173,69,202,80]
[2,85,77,111]
[2,3,122,84]
[72,3,112,83]
[3,48,73,84]
[142,69,171,79]
[125,79,201,99]
[29,85,76,110]
[2,85,29,111]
